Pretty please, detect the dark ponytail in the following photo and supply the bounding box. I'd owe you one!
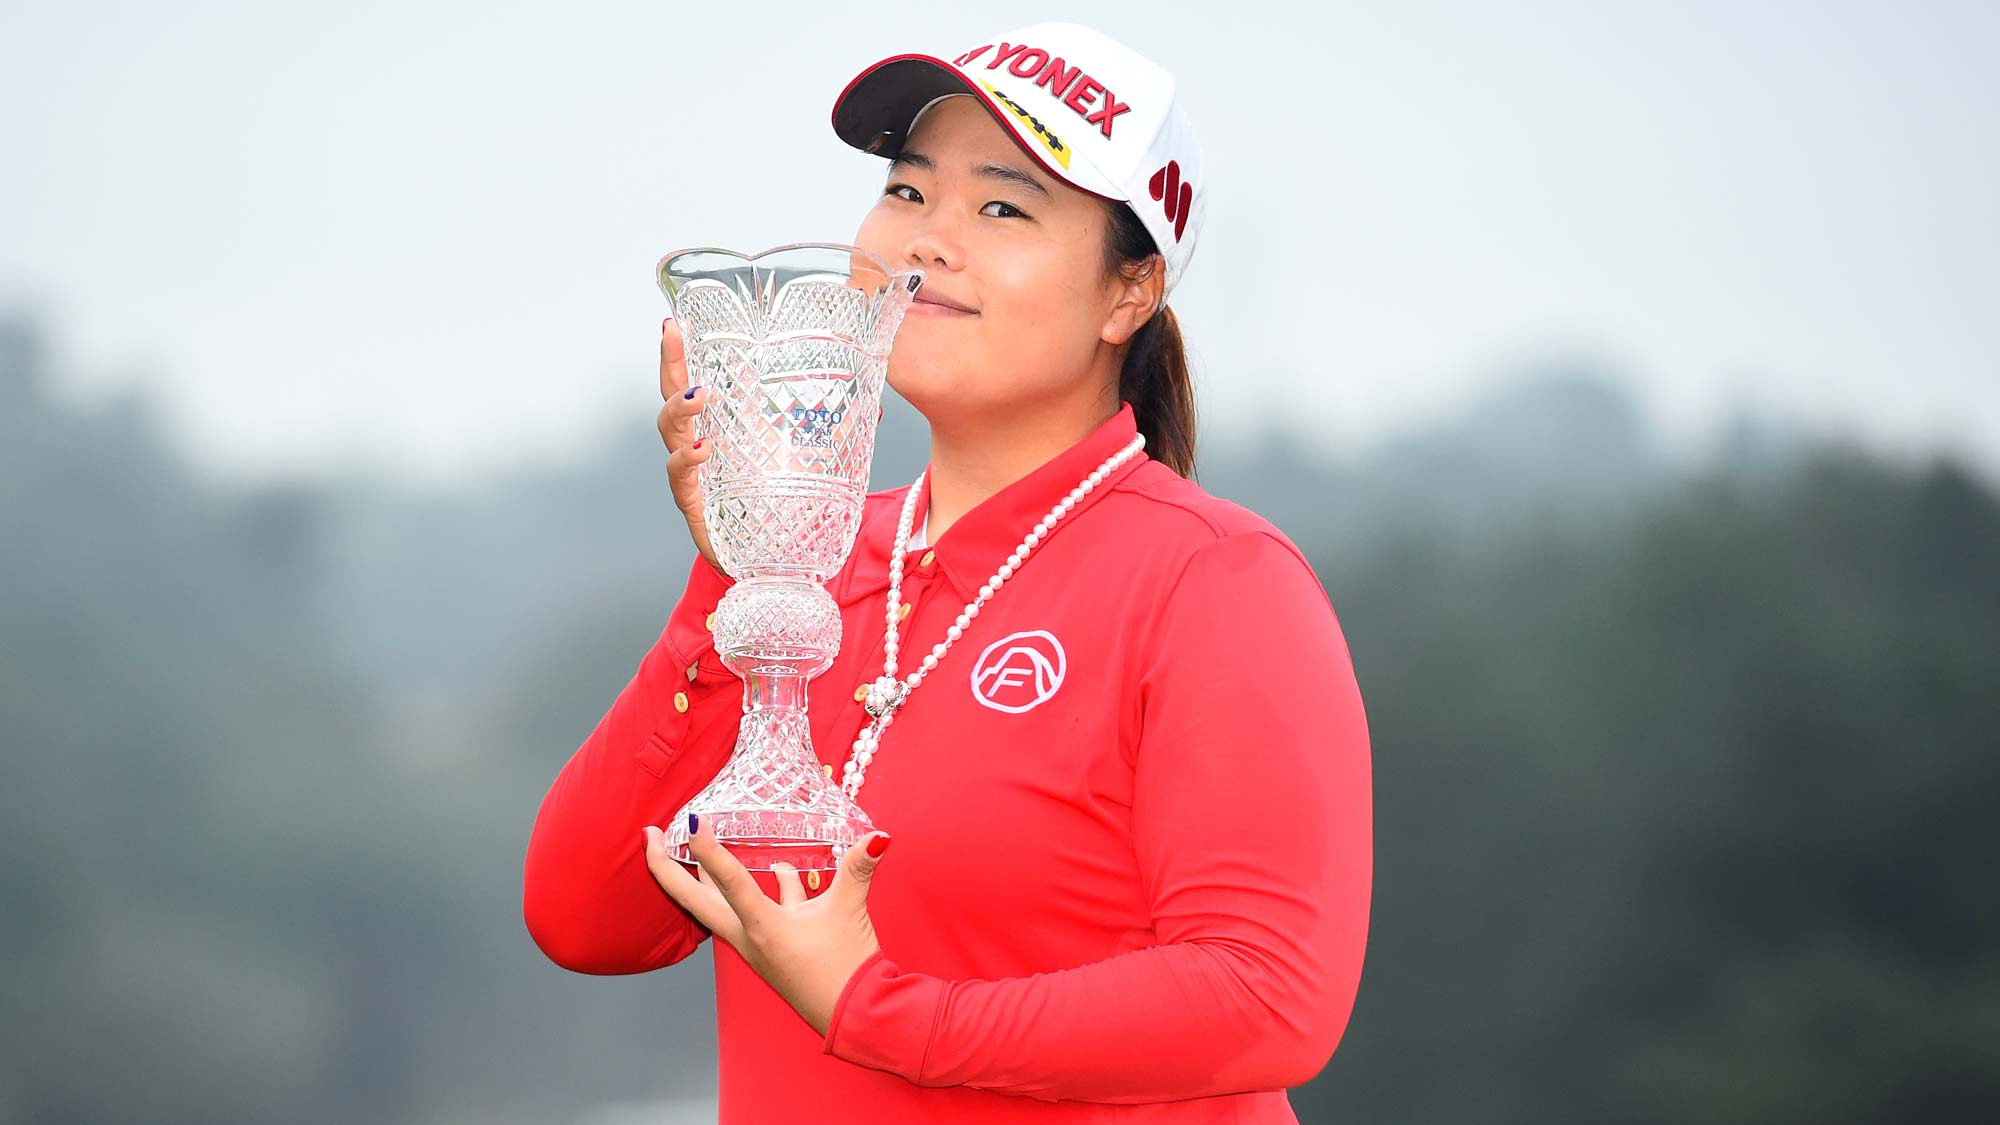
[1103,201,1198,479]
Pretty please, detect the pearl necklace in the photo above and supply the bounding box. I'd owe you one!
[841,433,1147,801]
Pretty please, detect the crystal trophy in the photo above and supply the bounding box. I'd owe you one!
[654,243,922,872]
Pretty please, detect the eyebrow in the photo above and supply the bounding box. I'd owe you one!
[889,149,1052,200]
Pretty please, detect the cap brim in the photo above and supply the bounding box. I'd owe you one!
[831,53,1123,202]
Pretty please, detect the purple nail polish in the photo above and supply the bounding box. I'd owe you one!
[687,812,699,835]
[684,385,699,400]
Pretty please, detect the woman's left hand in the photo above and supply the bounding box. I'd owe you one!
[642,819,891,1037]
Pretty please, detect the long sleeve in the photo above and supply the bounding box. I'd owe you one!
[522,553,744,974]
[820,531,1373,1101]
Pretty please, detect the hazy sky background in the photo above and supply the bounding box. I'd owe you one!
[5,0,1994,488]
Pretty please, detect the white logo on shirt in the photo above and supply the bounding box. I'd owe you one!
[969,630,1067,713]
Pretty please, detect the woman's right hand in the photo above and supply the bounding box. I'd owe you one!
[657,317,723,574]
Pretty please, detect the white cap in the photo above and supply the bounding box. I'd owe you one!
[831,21,1206,298]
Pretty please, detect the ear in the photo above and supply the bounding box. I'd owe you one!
[1100,253,1166,347]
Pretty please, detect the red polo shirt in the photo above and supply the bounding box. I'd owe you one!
[523,403,1372,1122]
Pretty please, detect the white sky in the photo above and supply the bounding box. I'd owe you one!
[4,0,1995,487]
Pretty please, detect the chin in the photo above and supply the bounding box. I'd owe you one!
[885,366,958,417]
[886,353,983,423]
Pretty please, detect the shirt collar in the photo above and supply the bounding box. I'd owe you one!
[841,403,1148,606]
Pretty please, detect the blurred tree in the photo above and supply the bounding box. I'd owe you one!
[3,307,1995,1123]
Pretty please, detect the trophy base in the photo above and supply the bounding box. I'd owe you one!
[663,805,873,873]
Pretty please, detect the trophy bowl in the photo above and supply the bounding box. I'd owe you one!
[654,243,922,872]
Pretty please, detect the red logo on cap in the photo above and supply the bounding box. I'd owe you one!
[1148,161,1193,242]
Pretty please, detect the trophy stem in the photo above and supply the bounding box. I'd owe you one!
[746,667,806,712]
[663,577,875,872]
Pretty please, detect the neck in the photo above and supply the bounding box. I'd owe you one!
[922,397,1118,545]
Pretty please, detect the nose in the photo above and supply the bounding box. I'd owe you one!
[902,213,965,274]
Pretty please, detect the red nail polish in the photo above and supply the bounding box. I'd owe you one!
[865,834,892,858]
[692,438,704,451]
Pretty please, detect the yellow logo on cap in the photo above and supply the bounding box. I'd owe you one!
[977,79,1071,169]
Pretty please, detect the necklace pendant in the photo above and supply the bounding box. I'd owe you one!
[863,676,905,718]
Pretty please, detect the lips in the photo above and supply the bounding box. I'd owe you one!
[913,290,977,314]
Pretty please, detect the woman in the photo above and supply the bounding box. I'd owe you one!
[523,21,1372,1123]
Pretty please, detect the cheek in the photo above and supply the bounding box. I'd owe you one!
[993,224,1102,310]
[983,256,1104,359]
[853,205,902,267]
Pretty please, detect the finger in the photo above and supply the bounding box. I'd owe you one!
[831,832,892,905]
[686,819,769,928]
[656,398,698,456]
[771,862,807,908]
[665,438,716,507]
[642,826,746,945]
[658,317,689,401]
[658,393,712,454]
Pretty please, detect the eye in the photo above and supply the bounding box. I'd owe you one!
[884,182,922,203]
[981,201,1029,219]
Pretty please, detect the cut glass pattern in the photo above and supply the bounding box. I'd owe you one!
[655,244,922,871]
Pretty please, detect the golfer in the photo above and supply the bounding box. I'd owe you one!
[525,21,1372,1123]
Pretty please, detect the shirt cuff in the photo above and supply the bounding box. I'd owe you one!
[820,950,948,1084]
[698,553,733,587]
